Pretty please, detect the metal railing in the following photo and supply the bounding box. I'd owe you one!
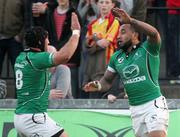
[0,99,180,109]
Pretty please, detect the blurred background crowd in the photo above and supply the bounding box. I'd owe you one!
[0,0,179,100]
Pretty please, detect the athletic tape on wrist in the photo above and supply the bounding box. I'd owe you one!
[94,81,102,91]
[72,30,80,36]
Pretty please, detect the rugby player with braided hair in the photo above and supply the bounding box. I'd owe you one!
[14,13,80,137]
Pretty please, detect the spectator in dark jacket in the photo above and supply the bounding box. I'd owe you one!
[0,0,26,98]
[45,0,82,98]
[24,0,57,29]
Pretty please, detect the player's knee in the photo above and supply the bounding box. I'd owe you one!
[59,131,69,137]
[148,130,166,137]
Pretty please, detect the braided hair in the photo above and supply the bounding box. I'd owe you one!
[24,26,48,52]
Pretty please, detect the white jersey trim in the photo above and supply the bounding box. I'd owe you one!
[107,66,116,73]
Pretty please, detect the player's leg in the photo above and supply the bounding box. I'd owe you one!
[60,131,69,137]
[145,96,169,137]
[14,113,69,137]
[130,96,169,137]
[148,130,166,137]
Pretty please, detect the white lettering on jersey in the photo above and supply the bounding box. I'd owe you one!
[124,75,146,84]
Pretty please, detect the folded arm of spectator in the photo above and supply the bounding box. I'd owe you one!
[96,39,110,48]
[32,2,48,17]
[84,40,105,54]
[49,89,64,99]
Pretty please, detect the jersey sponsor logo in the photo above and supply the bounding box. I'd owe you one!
[149,114,158,123]
[124,76,146,84]
[123,64,146,84]
[134,51,142,60]
[123,64,139,79]
[118,57,124,64]
[21,92,29,96]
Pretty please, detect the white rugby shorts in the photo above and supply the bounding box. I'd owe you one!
[129,96,169,137]
[14,112,64,137]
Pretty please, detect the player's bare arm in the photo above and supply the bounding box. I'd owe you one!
[99,70,116,92]
[112,8,161,45]
[83,70,116,92]
[53,12,81,65]
[129,18,161,45]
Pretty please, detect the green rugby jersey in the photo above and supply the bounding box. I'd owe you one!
[108,41,162,105]
[14,51,54,114]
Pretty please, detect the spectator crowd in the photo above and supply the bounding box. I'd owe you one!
[0,0,180,100]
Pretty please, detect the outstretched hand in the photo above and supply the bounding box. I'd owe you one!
[83,81,101,92]
[71,12,81,31]
[111,8,131,24]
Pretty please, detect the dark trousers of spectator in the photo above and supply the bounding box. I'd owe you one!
[69,66,79,98]
[0,38,23,98]
[0,38,23,76]
[166,14,180,78]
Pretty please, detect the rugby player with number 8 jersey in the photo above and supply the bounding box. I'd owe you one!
[14,13,80,137]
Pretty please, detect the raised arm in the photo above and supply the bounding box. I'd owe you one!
[112,8,161,45]
[53,13,81,65]
[130,18,161,45]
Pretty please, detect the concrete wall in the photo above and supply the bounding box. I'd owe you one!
[0,99,180,109]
